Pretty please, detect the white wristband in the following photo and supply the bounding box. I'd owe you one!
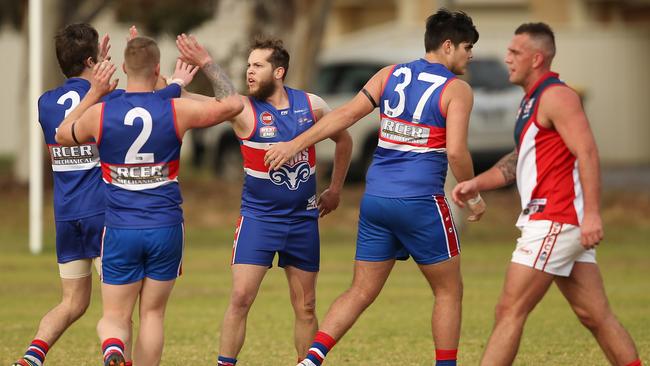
[167,78,185,88]
[467,194,482,205]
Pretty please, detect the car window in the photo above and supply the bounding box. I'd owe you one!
[464,59,511,91]
[314,63,384,95]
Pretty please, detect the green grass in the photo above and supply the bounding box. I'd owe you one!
[0,182,648,365]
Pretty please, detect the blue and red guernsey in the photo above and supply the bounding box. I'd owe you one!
[240,87,318,222]
[365,59,457,197]
[39,78,104,221]
[98,93,183,228]
[38,79,181,222]
[514,72,583,227]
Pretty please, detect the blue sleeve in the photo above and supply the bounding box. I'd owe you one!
[155,84,182,99]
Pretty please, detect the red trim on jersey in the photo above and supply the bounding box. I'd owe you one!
[101,162,112,183]
[525,72,559,98]
[167,159,180,180]
[380,64,398,97]
[305,92,317,122]
[438,77,457,119]
[96,102,106,147]
[435,195,459,257]
[241,144,315,172]
[170,99,183,143]
[231,216,243,265]
[240,98,258,141]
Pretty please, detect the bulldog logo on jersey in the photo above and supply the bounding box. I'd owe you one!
[270,162,311,190]
[268,149,312,190]
[259,111,274,125]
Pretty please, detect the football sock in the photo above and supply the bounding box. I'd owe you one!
[22,339,49,366]
[625,360,642,366]
[217,355,237,365]
[435,348,458,366]
[102,338,125,363]
[125,361,133,366]
[304,331,337,366]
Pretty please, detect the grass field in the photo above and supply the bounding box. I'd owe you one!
[0,175,648,365]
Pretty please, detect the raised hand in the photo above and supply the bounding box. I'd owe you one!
[98,33,111,62]
[90,60,118,97]
[127,25,138,41]
[169,59,200,88]
[176,33,212,67]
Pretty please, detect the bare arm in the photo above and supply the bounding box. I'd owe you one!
[443,79,475,183]
[541,86,602,248]
[264,66,391,170]
[174,34,243,136]
[308,94,353,217]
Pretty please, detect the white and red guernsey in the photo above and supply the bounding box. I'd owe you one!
[514,72,583,228]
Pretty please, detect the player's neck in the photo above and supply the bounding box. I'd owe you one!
[423,52,449,69]
[265,85,289,110]
[523,68,552,94]
[76,67,94,82]
[125,78,156,93]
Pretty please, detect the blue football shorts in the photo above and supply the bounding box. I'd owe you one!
[356,194,460,265]
[101,223,184,285]
[231,216,320,272]
[55,214,104,263]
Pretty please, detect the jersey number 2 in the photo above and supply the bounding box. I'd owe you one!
[124,107,154,163]
[383,67,447,123]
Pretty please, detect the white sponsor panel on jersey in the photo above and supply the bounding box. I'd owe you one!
[49,144,100,172]
[380,117,429,145]
[104,162,177,191]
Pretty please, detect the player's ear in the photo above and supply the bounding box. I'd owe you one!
[532,52,544,69]
[84,56,95,69]
[122,62,127,74]
[154,63,161,77]
[443,39,453,55]
[274,67,285,81]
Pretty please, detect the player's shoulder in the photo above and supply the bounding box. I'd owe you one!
[539,84,580,107]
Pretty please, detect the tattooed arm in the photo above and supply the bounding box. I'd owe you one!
[451,149,518,211]
[171,34,243,137]
[495,149,518,185]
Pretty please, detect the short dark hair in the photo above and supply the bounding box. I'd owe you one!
[251,37,290,80]
[515,22,556,59]
[425,9,479,52]
[54,23,99,78]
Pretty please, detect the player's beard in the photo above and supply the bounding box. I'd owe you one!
[249,77,276,101]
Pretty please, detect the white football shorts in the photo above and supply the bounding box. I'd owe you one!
[511,220,596,277]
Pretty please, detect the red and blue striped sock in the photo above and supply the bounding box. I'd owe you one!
[217,355,237,365]
[435,349,457,366]
[303,331,337,366]
[102,338,125,363]
[625,360,642,366]
[125,361,133,366]
[22,339,49,366]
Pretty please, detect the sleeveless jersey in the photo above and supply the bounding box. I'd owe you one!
[514,72,583,227]
[38,79,181,221]
[365,59,457,197]
[98,92,183,229]
[239,87,318,222]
